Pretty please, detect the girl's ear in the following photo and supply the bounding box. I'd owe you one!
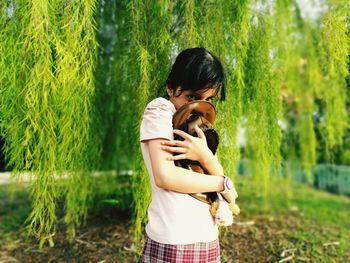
[166,85,173,97]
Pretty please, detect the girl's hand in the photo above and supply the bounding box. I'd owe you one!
[160,125,214,164]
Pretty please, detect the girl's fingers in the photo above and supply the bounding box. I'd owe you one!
[161,146,186,153]
[161,140,188,148]
[173,129,192,140]
[194,125,205,139]
[166,154,187,161]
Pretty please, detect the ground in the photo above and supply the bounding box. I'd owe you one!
[0,178,349,262]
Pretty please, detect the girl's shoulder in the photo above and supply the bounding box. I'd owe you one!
[140,97,175,142]
[145,97,176,114]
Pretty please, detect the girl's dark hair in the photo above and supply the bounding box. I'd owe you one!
[166,47,226,101]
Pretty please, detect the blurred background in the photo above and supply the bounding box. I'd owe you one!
[0,0,349,262]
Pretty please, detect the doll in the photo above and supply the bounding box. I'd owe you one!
[172,100,240,226]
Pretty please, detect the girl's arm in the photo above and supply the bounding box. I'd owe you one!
[157,126,237,203]
[199,154,237,203]
[148,139,226,193]
[200,153,224,176]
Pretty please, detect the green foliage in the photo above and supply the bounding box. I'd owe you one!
[127,0,174,249]
[288,18,318,182]
[176,0,199,49]
[318,4,349,156]
[243,10,281,201]
[271,0,294,184]
[53,0,99,240]
[0,1,27,174]
[278,0,350,181]
[196,0,250,183]
[218,0,251,185]
[0,0,98,246]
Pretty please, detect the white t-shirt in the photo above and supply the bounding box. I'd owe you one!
[139,97,218,245]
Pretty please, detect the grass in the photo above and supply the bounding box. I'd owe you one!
[239,176,350,225]
[230,176,350,261]
[0,175,349,262]
[0,183,31,234]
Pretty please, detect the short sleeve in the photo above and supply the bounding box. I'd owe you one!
[140,97,176,143]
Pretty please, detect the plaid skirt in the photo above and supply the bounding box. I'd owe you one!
[139,234,220,263]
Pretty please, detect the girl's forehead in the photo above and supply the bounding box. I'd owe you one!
[188,88,218,98]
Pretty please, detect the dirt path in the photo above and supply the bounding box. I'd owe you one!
[0,173,12,185]
[0,208,315,263]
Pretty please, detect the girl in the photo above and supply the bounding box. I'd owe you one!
[139,47,237,262]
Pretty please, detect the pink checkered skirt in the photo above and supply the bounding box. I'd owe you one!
[139,234,220,263]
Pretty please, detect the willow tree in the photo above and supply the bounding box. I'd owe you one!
[269,0,296,201]
[1,0,350,249]
[0,0,98,246]
[176,0,200,49]
[277,0,349,182]
[198,0,252,184]
[318,2,349,159]
[196,0,250,188]
[280,3,319,183]
[128,0,174,246]
[242,10,282,204]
